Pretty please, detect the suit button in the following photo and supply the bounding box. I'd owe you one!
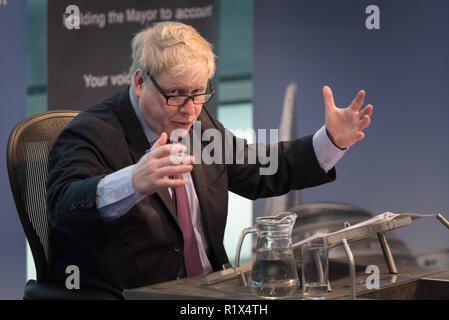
[173,244,182,253]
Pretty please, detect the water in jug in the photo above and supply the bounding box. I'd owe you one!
[235,212,299,299]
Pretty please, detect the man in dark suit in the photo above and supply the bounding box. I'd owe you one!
[46,22,373,296]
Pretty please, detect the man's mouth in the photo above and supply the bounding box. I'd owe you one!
[173,120,192,126]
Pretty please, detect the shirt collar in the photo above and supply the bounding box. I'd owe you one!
[129,86,160,146]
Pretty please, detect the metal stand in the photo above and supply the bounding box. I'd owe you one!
[341,238,356,300]
[377,232,398,274]
[238,271,248,287]
[437,213,449,230]
[339,231,397,299]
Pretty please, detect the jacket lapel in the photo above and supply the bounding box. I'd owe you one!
[187,111,226,228]
[115,88,178,224]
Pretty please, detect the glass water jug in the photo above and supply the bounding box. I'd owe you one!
[235,212,299,299]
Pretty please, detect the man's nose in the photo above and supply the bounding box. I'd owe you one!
[178,97,196,114]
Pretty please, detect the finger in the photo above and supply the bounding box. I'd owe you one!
[156,164,194,178]
[150,143,187,159]
[350,90,366,111]
[359,104,373,119]
[168,154,195,166]
[354,131,365,141]
[359,115,371,130]
[156,155,195,168]
[162,178,186,188]
[155,176,186,189]
[152,132,168,149]
[322,86,336,110]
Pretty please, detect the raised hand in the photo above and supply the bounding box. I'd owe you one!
[323,86,373,149]
[132,132,194,196]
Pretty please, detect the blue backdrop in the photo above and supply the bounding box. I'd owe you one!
[0,0,28,299]
[253,0,449,255]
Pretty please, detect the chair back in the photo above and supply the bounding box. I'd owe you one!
[7,111,79,282]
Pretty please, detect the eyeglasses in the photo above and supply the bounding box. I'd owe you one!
[147,72,215,106]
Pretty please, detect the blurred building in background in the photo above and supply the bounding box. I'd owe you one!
[416,249,449,272]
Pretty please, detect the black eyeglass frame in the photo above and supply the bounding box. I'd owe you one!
[147,72,215,106]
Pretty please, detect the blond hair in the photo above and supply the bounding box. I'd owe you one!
[129,22,216,85]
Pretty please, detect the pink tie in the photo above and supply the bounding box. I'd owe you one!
[172,174,204,277]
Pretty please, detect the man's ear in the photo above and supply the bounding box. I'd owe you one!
[133,70,145,97]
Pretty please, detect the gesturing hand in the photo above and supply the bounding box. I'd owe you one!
[132,132,194,196]
[323,86,374,150]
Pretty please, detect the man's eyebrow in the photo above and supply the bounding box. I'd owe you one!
[164,86,187,94]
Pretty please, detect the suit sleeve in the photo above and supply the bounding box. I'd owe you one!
[199,107,336,201]
[226,133,336,200]
[46,112,128,234]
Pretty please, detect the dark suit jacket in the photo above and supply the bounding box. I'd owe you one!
[46,87,336,296]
